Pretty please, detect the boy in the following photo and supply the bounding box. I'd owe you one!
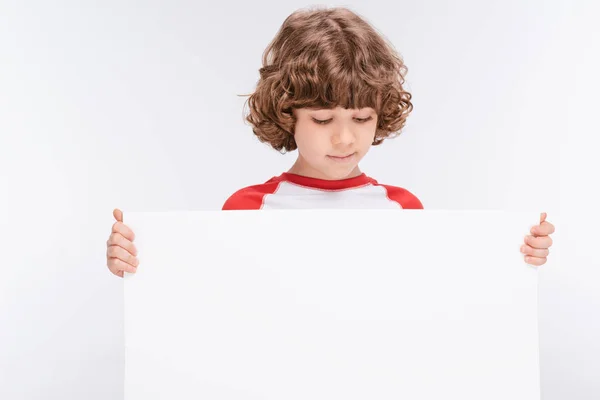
[106,6,555,277]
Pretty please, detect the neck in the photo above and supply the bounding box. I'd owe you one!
[287,154,362,180]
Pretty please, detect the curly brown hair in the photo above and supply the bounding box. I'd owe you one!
[240,6,414,153]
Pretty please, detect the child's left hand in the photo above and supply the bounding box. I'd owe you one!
[521,212,555,267]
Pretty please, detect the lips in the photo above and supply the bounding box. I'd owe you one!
[327,153,356,161]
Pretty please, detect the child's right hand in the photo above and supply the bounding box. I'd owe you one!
[106,208,139,277]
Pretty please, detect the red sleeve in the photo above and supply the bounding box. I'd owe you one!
[221,181,281,210]
[380,185,424,209]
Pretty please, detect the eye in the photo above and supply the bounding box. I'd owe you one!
[312,116,373,125]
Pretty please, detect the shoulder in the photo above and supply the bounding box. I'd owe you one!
[367,178,424,209]
[221,176,284,210]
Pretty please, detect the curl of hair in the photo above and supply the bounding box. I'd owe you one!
[238,6,413,153]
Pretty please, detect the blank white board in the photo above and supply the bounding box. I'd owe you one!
[123,210,540,400]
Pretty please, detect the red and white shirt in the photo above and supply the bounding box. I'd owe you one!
[222,172,423,210]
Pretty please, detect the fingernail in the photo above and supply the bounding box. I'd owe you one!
[520,245,526,253]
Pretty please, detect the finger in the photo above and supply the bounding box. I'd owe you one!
[107,232,138,256]
[113,208,123,222]
[107,245,139,268]
[112,220,135,242]
[108,257,137,274]
[525,256,547,267]
[531,220,555,236]
[543,221,555,235]
[107,262,124,277]
[520,244,549,258]
[525,235,553,249]
[540,212,547,224]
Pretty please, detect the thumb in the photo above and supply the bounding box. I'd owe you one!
[540,212,547,224]
[113,208,123,222]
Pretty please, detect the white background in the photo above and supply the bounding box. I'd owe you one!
[0,0,598,399]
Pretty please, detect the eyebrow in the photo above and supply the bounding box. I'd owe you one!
[308,107,374,113]
[309,110,374,117]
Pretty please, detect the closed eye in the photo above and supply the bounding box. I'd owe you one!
[312,116,373,125]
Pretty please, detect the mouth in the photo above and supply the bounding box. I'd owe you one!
[327,152,356,162]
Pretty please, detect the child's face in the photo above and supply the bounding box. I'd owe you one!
[292,106,378,180]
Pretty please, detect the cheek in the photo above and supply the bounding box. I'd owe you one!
[359,126,377,148]
[295,123,326,149]
[297,133,329,157]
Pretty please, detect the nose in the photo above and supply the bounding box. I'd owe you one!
[331,124,355,146]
